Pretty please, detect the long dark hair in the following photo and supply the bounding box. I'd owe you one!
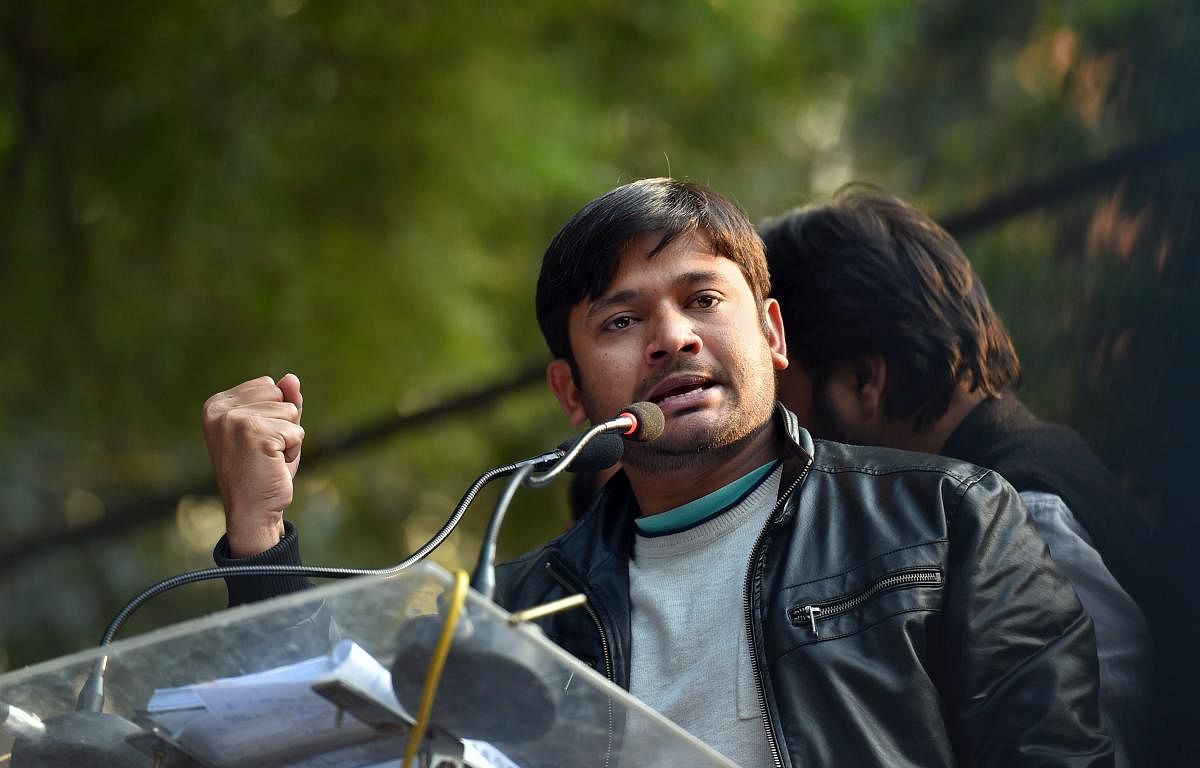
[760,185,1021,430]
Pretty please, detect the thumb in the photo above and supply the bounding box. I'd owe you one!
[277,373,303,419]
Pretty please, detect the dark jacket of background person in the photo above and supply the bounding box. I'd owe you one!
[941,396,1149,606]
[494,406,1113,768]
[940,396,1147,763]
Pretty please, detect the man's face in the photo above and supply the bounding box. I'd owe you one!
[549,231,788,472]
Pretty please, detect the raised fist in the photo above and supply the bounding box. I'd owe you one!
[202,374,305,557]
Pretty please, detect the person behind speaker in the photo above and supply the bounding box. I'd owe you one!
[758,185,1150,766]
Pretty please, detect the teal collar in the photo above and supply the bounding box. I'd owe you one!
[635,460,780,537]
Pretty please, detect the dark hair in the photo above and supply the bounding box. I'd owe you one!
[759,184,1021,430]
[536,178,770,368]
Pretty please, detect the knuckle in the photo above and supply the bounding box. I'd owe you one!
[227,410,258,438]
[201,396,224,423]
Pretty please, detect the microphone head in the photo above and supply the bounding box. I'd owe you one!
[618,401,665,442]
[556,432,624,472]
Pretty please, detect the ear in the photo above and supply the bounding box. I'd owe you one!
[847,354,887,419]
[762,298,789,371]
[547,359,589,426]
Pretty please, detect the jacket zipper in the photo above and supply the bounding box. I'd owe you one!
[789,569,943,638]
[745,460,812,768]
[546,562,615,768]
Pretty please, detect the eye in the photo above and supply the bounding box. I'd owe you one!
[603,314,636,331]
[690,293,722,310]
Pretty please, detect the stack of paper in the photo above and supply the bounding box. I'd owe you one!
[145,639,403,765]
[143,639,518,767]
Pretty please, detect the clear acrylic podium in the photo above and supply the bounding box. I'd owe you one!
[0,562,736,767]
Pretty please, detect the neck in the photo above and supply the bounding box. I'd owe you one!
[902,384,989,455]
[623,418,782,516]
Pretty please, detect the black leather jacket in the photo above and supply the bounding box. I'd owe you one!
[494,405,1113,767]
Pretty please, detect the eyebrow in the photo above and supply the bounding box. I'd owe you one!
[584,270,727,319]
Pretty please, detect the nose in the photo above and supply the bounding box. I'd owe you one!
[645,307,702,365]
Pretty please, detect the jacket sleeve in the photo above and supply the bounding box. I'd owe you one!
[212,519,314,607]
[212,520,340,655]
[944,469,1114,767]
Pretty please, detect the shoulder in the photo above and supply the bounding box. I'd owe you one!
[787,436,1022,547]
[800,439,1023,527]
[810,438,993,487]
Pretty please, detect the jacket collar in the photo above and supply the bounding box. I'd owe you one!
[776,401,816,462]
[556,402,814,573]
[941,394,1034,465]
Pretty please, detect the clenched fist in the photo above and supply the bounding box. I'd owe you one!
[202,374,305,558]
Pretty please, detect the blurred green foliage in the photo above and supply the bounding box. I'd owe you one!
[0,4,1196,736]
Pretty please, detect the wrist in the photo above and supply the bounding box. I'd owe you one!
[226,515,286,559]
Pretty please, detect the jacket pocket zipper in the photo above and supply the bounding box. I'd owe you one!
[789,568,942,638]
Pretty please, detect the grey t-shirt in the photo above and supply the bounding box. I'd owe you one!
[627,466,782,768]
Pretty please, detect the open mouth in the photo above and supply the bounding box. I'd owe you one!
[646,376,717,407]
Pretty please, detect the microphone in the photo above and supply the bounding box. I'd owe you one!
[525,401,663,489]
[592,401,666,443]
[556,431,624,472]
[619,400,666,441]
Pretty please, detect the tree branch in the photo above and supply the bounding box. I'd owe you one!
[941,121,1200,238]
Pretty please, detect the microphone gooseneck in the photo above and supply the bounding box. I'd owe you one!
[470,432,625,600]
[469,463,535,601]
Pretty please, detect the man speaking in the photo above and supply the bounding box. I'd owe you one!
[203,178,1112,766]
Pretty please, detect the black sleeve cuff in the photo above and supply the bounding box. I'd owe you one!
[213,519,314,607]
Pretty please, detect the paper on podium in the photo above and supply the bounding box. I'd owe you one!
[144,639,516,767]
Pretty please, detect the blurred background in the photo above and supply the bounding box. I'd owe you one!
[1,0,1196,758]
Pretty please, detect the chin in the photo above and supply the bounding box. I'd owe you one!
[659,413,721,444]
[666,420,753,455]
